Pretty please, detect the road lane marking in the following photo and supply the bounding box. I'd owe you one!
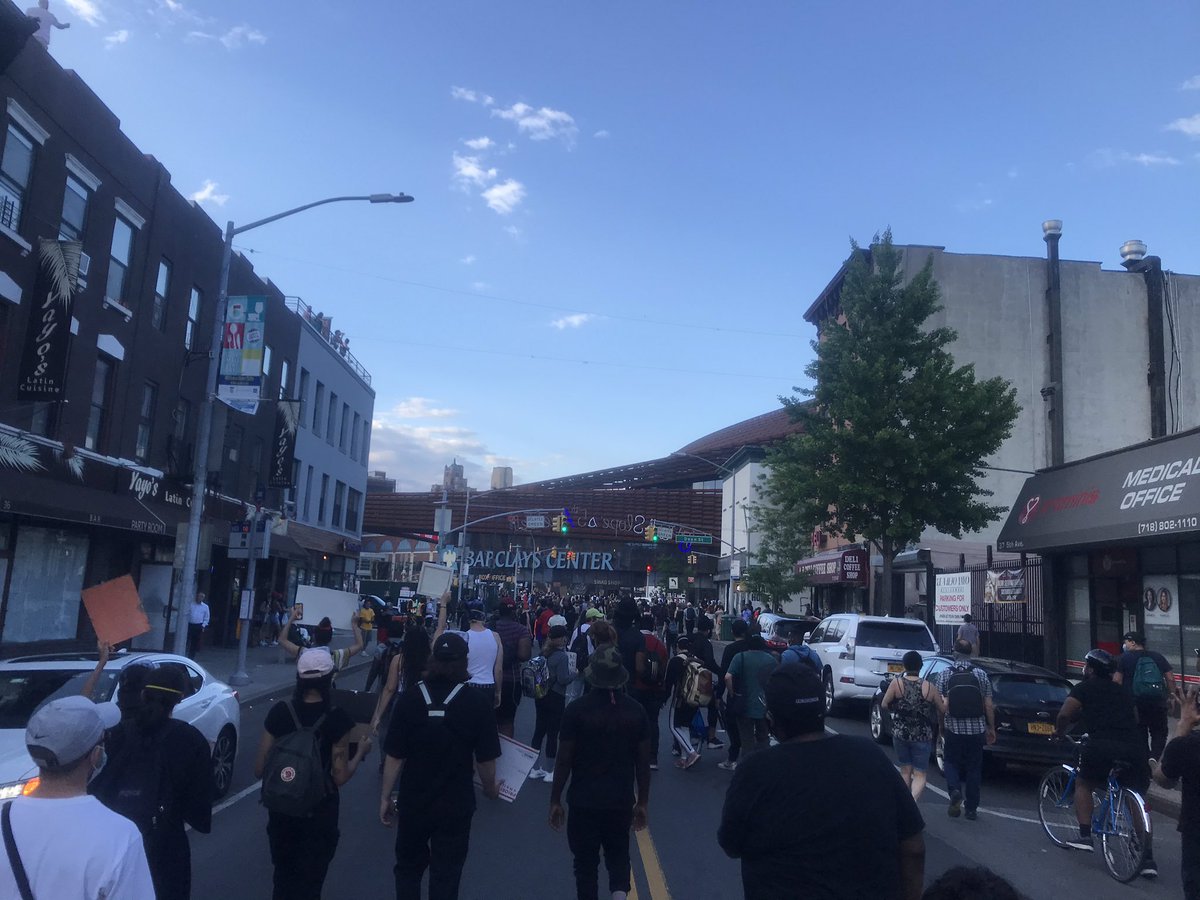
[919,781,1042,825]
[636,827,672,899]
[213,781,260,815]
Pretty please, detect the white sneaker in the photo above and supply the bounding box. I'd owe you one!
[528,768,547,780]
[540,769,555,782]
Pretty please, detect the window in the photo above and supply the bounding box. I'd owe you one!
[318,474,329,524]
[184,288,201,350]
[106,215,135,304]
[59,175,88,242]
[350,412,361,460]
[173,399,190,442]
[134,381,158,462]
[167,398,190,476]
[313,382,325,435]
[326,392,338,445]
[29,402,53,437]
[298,369,310,426]
[249,436,264,493]
[0,124,34,233]
[332,481,345,529]
[360,418,371,465]
[346,489,362,534]
[339,403,349,453]
[84,356,114,451]
[152,259,170,332]
[853,621,935,651]
[263,344,272,377]
[279,358,291,401]
[303,465,314,520]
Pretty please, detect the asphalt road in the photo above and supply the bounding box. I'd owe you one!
[190,673,1187,899]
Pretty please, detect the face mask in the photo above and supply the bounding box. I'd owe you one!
[88,747,107,783]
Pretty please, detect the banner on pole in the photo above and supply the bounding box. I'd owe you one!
[217,295,265,415]
[983,568,1026,604]
[17,239,81,401]
[268,400,300,488]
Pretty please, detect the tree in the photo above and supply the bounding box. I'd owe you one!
[765,230,1020,616]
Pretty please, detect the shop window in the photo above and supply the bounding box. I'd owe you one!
[1065,579,1091,672]
[1142,573,1183,677]
[1066,555,1089,578]
[4,527,88,642]
[1179,544,1200,573]
[1140,546,1176,574]
[1180,575,1200,681]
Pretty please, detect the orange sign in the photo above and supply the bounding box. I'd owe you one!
[81,575,151,646]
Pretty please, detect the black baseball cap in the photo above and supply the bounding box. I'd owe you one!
[433,633,468,661]
[1123,631,1146,645]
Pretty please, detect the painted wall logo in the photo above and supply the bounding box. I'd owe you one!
[1018,496,1040,524]
[1017,488,1097,525]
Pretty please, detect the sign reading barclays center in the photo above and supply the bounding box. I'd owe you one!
[998,429,1200,553]
[466,548,616,571]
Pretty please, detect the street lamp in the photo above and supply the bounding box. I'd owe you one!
[172,193,415,685]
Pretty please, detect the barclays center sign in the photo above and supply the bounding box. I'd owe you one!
[466,548,615,572]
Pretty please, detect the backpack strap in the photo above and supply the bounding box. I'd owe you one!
[418,682,466,718]
[2,802,35,900]
[287,700,326,734]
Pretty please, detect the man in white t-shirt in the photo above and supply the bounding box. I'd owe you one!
[25,0,70,47]
[1,695,154,898]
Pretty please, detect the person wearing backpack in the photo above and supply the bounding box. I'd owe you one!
[256,648,372,900]
[664,636,704,769]
[780,630,821,674]
[636,613,670,770]
[880,651,944,801]
[725,634,778,758]
[529,624,573,782]
[494,597,534,739]
[89,665,213,900]
[934,640,996,821]
[381,632,501,900]
[684,601,698,636]
[1116,630,1183,761]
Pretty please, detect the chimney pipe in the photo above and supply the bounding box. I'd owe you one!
[1043,220,1065,466]
[1122,242,1167,438]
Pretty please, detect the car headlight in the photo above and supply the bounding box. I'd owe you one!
[0,777,38,800]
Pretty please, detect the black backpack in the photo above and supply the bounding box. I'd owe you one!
[570,626,593,671]
[945,665,985,719]
[261,703,331,818]
[90,723,169,845]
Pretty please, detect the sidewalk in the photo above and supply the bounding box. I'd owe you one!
[188,640,374,706]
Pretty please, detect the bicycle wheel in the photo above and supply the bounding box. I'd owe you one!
[1100,788,1148,883]
[1037,766,1078,847]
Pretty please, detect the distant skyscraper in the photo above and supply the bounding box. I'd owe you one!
[432,459,468,493]
[367,470,396,494]
[490,466,513,489]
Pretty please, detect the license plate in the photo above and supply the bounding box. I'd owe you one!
[1027,722,1054,736]
[887,662,904,674]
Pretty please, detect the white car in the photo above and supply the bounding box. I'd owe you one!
[806,614,939,713]
[0,651,241,801]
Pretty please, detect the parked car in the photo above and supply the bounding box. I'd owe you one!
[0,651,241,801]
[869,654,1073,773]
[805,614,939,713]
[756,613,821,653]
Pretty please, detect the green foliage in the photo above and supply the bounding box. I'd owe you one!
[764,229,1020,613]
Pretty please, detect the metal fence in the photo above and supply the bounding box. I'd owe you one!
[933,559,1046,667]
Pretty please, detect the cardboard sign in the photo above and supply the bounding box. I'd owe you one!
[472,734,539,803]
[416,562,453,599]
[81,575,151,646]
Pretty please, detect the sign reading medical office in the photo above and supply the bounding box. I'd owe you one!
[465,548,615,572]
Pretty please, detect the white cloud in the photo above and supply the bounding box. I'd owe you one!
[1167,114,1200,138]
[550,313,595,330]
[492,102,578,144]
[103,29,129,47]
[459,254,476,265]
[1126,152,1180,166]
[593,129,610,139]
[219,24,266,49]
[64,0,104,25]
[451,153,497,189]
[470,281,491,292]
[482,179,525,215]
[504,225,523,240]
[463,136,494,150]
[387,397,458,419]
[190,179,229,206]
[163,0,182,10]
[1181,76,1200,91]
[450,86,494,106]
[1087,148,1181,168]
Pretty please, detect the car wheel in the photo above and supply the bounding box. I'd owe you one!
[212,726,237,800]
[823,671,837,715]
[869,700,890,745]
[934,730,946,776]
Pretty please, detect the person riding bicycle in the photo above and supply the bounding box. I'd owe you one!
[1054,648,1156,876]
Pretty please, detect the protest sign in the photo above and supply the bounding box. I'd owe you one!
[473,734,538,803]
[81,575,151,646]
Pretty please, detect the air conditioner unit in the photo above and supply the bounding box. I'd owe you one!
[78,252,90,276]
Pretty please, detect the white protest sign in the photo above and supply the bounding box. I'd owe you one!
[472,734,539,803]
[417,562,453,599]
[294,585,359,628]
[935,572,973,625]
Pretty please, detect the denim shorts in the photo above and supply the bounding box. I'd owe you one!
[893,738,933,771]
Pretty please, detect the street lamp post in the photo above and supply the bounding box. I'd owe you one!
[171,193,414,686]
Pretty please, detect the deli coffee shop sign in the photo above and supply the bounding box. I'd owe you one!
[998,427,1200,553]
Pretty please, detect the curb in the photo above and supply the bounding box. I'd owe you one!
[1149,784,1181,821]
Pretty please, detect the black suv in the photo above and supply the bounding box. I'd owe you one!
[869,655,1073,773]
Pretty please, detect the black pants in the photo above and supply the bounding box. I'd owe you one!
[531,691,566,761]
[725,701,743,762]
[942,731,986,813]
[1183,829,1200,900]
[737,716,770,757]
[567,806,633,900]
[185,623,204,658]
[394,807,474,900]
[1136,702,1169,761]
[636,693,663,759]
[267,807,339,900]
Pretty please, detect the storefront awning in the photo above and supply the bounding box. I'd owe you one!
[0,475,182,536]
[997,427,1200,553]
[284,521,355,556]
[794,548,868,585]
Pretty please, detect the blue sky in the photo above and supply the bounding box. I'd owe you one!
[44,0,1200,489]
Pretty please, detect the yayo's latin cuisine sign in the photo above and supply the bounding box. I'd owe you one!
[998,429,1200,552]
[466,549,615,571]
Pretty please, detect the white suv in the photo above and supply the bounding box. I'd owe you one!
[805,615,939,713]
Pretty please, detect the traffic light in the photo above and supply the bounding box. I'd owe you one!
[551,514,563,532]
[646,564,653,573]
[566,551,576,562]
[560,516,569,534]
[549,549,558,560]
[645,525,656,542]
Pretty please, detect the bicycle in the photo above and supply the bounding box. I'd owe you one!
[1036,735,1152,883]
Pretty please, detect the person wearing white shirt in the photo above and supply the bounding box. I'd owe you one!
[186,592,210,659]
[25,0,69,47]
[1,696,154,899]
